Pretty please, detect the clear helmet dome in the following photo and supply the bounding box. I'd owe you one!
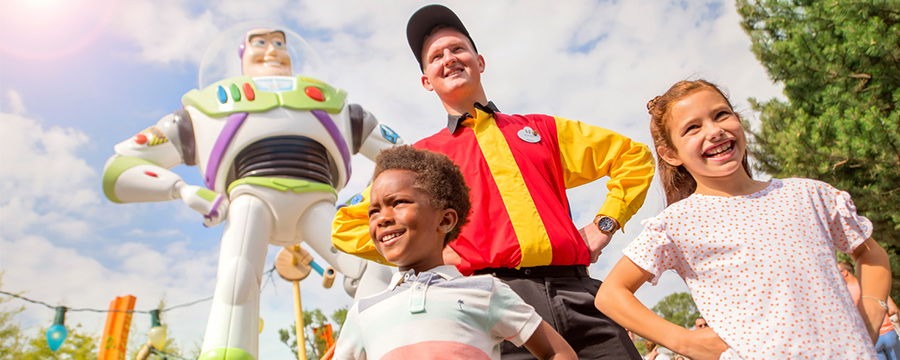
[197,22,328,89]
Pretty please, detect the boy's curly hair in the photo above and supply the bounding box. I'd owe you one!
[372,145,471,245]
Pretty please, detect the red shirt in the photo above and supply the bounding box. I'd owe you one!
[332,106,654,275]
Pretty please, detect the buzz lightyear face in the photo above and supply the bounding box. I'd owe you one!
[241,29,292,77]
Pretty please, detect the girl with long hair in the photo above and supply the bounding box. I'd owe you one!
[595,80,891,359]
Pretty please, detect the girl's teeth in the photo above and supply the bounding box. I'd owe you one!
[707,142,732,156]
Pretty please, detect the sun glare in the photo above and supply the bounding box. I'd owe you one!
[22,0,66,10]
[0,0,118,60]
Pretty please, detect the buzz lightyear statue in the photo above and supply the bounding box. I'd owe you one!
[102,27,400,360]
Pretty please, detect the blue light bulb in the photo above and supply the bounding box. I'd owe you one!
[46,324,68,351]
[46,307,68,351]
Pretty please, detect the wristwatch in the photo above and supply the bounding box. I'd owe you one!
[596,215,619,234]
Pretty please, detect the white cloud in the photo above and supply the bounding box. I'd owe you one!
[0,90,220,353]
[126,228,183,238]
[0,92,104,241]
[2,90,26,114]
[112,0,221,64]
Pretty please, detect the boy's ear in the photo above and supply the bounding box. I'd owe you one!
[439,208,458,234]
[657,145,682,167]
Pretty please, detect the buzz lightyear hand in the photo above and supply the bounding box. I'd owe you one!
[174,181,229,227]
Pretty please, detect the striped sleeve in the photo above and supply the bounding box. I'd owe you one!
[487,278,542,346]
[333,305,366,360]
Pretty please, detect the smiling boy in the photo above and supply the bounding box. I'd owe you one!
[333,145,575,360]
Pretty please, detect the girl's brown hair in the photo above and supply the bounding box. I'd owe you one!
[648,79,752,206]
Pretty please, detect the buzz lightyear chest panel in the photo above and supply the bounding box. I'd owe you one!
[229,135,333,188]
[192,108,353,192]
[182,75,347,116]
[185,76,355,192]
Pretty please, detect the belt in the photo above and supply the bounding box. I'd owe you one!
[473,265,588,278]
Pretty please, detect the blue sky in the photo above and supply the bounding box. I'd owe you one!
[0,0,782,358]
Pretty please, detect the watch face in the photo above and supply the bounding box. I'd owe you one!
[597,217,615,232]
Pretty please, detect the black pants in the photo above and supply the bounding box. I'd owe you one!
[476,266,641,359]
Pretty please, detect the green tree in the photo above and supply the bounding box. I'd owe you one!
[0,295,99,360]
[330,307,347,336]
[279,307,348,359]
[736,0,900,299]
[15,324,98,360]
[0,303,26,359]
[0,276,27,358]
[651,292,699,329]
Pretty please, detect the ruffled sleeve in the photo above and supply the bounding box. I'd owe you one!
[622,217,679,285]
[827,187,873,254]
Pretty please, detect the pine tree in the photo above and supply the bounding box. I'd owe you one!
[736,0,900,298]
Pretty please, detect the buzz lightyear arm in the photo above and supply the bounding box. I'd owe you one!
[103,111,187,203]
[331,105,404,264]
[348,104,405,159]
[102,110,227,226]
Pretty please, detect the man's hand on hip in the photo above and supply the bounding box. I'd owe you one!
[579,222,612,263]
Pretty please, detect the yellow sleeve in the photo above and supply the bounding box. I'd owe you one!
[554,116,655,226]
[331,185,395,265]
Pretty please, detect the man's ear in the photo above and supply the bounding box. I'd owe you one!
[657,145,682,167]
[440,208,458,234]
[421,74,434,92]
[476,54,485,73]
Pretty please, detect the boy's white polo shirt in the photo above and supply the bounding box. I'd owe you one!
[334,265,542,360]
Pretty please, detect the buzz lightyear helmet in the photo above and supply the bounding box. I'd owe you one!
[197,22,327,88]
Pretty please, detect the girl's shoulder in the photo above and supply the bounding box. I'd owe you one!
[779,177,829,188]
[644,197,706,228]
[657,190,715,213]
[651,177,848,217]
[763,178,862,215]
[777,177,847,197]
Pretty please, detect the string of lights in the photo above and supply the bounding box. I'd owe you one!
[0,264,280,315]
[1,265,280,354]
[1,289,214,354]
[0,290,212,313]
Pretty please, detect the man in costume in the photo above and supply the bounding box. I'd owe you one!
[333,5,653,359]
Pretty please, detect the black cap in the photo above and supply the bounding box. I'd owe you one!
[406,4,477,71]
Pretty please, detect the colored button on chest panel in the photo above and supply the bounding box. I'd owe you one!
[216,86,227,104]
[243,83,255,101]
[305,86,325,102]
[230,84,241,101]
